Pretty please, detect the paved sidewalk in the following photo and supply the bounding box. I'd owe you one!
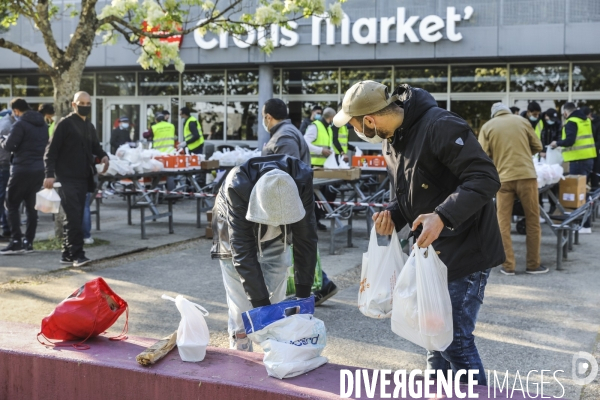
[0,198,599,399]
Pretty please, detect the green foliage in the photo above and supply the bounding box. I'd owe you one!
[33,237,110,251]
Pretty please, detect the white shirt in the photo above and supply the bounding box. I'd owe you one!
[304,124,326,155]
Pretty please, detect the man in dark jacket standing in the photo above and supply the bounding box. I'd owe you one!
[0,98,49,254]
[110,116,131,154]
[0,109,16,239]
[44,92,109,267]
[211,155,317,352]
[334,81,505,386]
[261,98,311,166]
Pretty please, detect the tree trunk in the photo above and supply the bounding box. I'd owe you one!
[52,66,86,119]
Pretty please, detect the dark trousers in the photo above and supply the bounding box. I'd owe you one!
[6,170,44,242]
[190,144,204,155]
[591,153,600,189]
[0,166,10,235]
[57,180,88,259]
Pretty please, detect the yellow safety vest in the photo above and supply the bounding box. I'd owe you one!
[152,121,176,153]
[561,116,596,162]
[311,120,332,167]
[184,116,204,151]
[335,125,349,155]
[534,119,544,141]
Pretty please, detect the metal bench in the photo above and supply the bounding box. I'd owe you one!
[545,200,592,270]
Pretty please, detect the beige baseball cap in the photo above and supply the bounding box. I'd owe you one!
[333,80,397,127]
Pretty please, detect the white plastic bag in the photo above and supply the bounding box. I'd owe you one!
[358,228,407,319]
[248,314,327,379]
[323,153,350,169]
[391,244,453,351]
[354,146,363,157]
[545,146,563,166]
[35,186,61,214]
[162,294,210,362]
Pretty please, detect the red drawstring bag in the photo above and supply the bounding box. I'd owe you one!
[37,277,128,350]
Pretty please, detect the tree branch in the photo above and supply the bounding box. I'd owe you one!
[63,0,99,68]
[34,0,64,63]
[0,37,54,75]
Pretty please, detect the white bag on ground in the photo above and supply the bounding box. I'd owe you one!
[162,294,210,362]
[243,297,327,379]
[391,244,453,351]
[359,228,407,319]
[35,185,62,214]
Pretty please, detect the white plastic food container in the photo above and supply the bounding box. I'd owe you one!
[35,183,62,214]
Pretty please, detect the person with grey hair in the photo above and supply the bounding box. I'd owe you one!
[304,107,336,168]
[211,154,317,352]
[479,102,545,275]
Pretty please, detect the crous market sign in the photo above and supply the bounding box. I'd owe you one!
[194,6,474,50]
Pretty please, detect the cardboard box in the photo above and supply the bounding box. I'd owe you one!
[201,160,220,170]
[352,155,387,169]
[313,167,361,180]
[205,227,213,239]
[206,210,213,223]
[559,175,587,208]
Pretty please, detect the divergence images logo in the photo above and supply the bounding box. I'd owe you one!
[572,351,599,385]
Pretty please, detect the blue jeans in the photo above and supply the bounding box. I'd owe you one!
[569,159,594,176]
[0,166,10,235]
[82,193,91,239]
[426,268,491,386]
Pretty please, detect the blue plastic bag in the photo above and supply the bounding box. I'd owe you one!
[242,296,315,335]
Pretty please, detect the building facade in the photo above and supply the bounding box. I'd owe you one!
[1,0,599,152]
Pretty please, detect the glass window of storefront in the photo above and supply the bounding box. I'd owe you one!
[227,70,258,95]
[4,62,600,149]
[0,76,10,97]
[97,73,136,96]
[341,68,392,93]
[396,67,448,93]
[182,71,225,95]
[451,66,507,92]
[510,64,569,92]
[139,72,179,96]
[283,69,339,95]
[572,63,600,92]
[12,75,54,97]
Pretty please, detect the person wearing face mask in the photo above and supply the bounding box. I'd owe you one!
[581,107,600,190]
[520,101,542,128]
[334,81,504,387]
[0,98,49,255]
[261,98,311,166]
[43,91,109,267]
[110,116,132,154]
[178,107,204,155]
[211,154,317,351]
[537,108,561,149]
[299,105,323,135]
[38,104,56,137]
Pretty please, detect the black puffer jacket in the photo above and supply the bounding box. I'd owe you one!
[0,110,48,173]
[211,154,318,307]
[385,85,505,281]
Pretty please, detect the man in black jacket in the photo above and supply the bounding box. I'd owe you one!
[0,98,48,254]
[334,81,505,386]
[43,91,109,267]
[110,116,131,154]
[211,155,317,351]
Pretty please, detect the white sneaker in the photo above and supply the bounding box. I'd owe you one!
[84,237,95,245]
[539,217,545,224]
[579,227,592,234]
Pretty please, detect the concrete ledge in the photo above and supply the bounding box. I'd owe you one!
[0,321,531,399]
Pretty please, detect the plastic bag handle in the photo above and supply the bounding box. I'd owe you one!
[162,294,209,316]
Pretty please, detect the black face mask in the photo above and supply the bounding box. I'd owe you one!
[75,105,91,117]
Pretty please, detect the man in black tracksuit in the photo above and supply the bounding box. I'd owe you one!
[334,81,505,386]
[44,91,109,267]
[0,98,48,254]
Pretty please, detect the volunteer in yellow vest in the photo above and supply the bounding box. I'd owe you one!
[38,103,55,137]
[550,102,596,233]
[178,107,204,154]
[152,113,176,153]
[332,104,358,162]
[303,107,335,167]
